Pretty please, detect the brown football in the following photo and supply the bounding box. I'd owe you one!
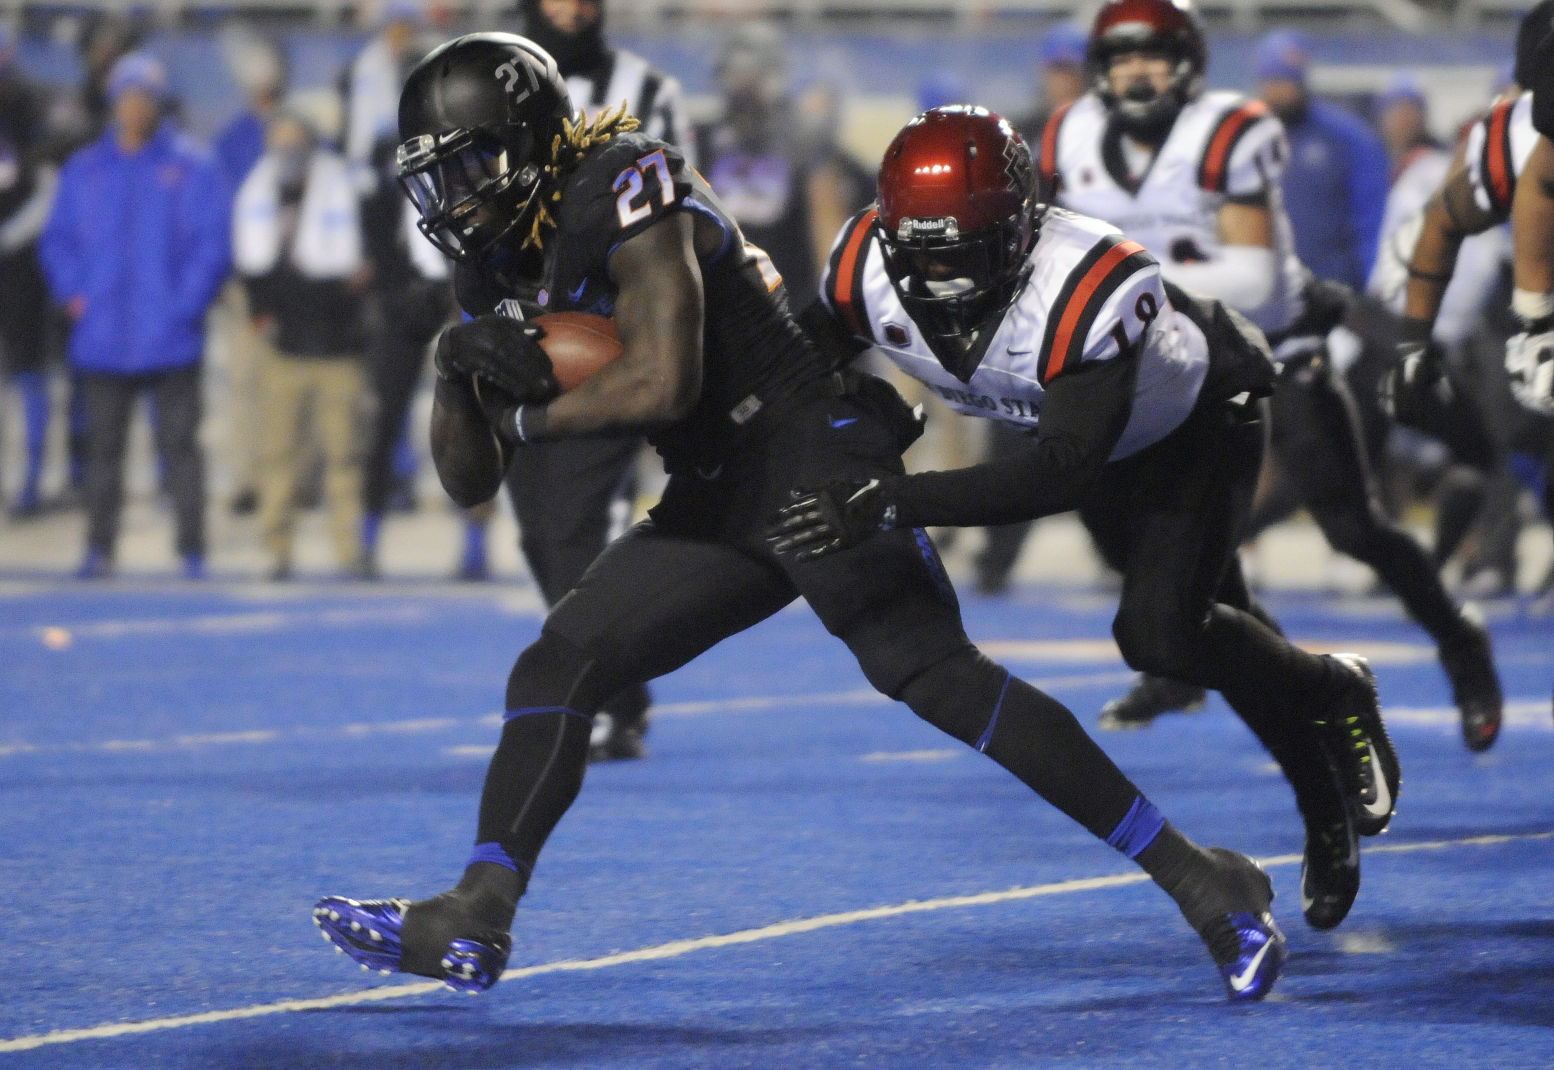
[532,311,623,392]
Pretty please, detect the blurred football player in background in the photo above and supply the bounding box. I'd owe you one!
[1041,0,1503,751]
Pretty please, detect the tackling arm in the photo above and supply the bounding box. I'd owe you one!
[1402,143,1501,329]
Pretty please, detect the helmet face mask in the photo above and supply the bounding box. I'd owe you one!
[396,32,573,263]
[396,127,543,259]
[875,106,1039,381]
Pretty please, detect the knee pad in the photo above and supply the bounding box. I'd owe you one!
[505,628,622,715]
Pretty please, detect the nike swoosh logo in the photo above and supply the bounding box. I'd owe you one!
[1228,938,1273,992]
[569,281,587,302]
[1006,348,1033,356]
[830,417,857,428]
[1359,742,1392,818]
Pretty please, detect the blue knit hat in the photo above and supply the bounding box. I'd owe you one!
[1039,22,1088,67]
[1254,30,1311,84]
[106,52,167,102]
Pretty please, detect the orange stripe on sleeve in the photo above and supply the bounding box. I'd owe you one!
[1039,103,1072,191]
[1045,240,1146,382]
[1200,101,1266,192]
[832,209,877,336]
[1486,99,1513,211]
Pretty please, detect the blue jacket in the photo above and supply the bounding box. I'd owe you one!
[1278,98,1389,290]
[39,122,232,374]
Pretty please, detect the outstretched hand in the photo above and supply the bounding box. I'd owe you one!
[766,478,899,562]
[434,315,559,406]
[1506,324,1554,414]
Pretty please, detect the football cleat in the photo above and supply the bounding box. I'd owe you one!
[589,712,647,763]
[1439,617,1503,753]
[1192,848,1287,1002]
[313,895,512,993]
[1312,654,1399,837]
[1098,674,1207,731]
[1299,808,1361,931]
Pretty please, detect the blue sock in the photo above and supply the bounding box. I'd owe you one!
[362,511,382,554]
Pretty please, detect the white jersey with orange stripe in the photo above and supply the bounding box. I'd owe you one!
[820,205,1209,461]
[1464,90,1538,217]
[1042,90,1307,341]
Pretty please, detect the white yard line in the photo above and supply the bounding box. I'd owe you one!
[2,829,1547,1054]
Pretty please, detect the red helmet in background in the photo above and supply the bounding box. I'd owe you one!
[875,106,1040,379]
[1087,0,1206,140]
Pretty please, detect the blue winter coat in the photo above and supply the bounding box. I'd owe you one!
[1278,99,1389,291]
[39,122,232,374]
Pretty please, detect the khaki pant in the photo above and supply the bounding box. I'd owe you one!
[258,346,365,571]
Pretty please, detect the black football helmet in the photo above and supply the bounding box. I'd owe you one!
[396,32,574,261]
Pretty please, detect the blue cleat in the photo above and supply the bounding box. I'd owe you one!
[313,895,512,993]
[1193,848,1287,1002]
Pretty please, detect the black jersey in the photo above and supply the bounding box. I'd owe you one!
[455,131,830,472]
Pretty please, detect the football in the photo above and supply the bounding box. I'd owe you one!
[532,311,623,392]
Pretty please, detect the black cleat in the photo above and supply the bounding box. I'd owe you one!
[1186,849,1288,1001]
[1300,808,1361,931]
[1098,675,1207,731]
[1312,654,1399,837]
[1440,617,1503,753]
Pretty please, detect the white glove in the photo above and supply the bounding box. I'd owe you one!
[1505,327,1554,415]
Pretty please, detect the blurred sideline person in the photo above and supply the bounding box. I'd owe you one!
[38,53,230,580]
[1041,0,1504,751]
[212,32,288,517]
[0,26,59,518]
[456,0,690,759]
[781,104,1396,935]
[233,111,371,580]
[315,33,1292,1005]
[1253,29,1388,292]
[343,1,426,178]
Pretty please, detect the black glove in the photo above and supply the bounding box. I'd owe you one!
[766,477,899,562]
[434,315,559,405]
[1380,318,1452,425]
[1506,316,1554,415]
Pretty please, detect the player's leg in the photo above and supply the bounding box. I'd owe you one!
[1100,399,1372,927]
[316,518,799,990]
[505,435,652,760]
[1278,356,1503,751]
[778,397,1285,1000]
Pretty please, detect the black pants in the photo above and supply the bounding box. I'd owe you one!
[504,433,650,726]
[79,365,204,559]
[362,303,446,516]
[1079,398,1341,821]
[1252,354,1467,644]
[475,390,1183,877]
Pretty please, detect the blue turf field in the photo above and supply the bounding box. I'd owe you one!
[2,578,1551,1068]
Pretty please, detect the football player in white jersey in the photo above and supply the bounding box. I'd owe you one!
[772,105,1399,932]
[1042,0,1503,751]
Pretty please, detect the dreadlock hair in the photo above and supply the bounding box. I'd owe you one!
[525,103,642,250]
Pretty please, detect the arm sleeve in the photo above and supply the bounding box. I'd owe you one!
[1221,114,1287,198]
[891,353,1139,528]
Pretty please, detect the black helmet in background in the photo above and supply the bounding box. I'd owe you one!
[396,32,574,261]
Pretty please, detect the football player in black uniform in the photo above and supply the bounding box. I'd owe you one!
[313,33,1289,1003]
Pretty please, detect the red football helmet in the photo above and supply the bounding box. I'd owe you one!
[1087,0,1206,139]
[875,106,1040,378]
